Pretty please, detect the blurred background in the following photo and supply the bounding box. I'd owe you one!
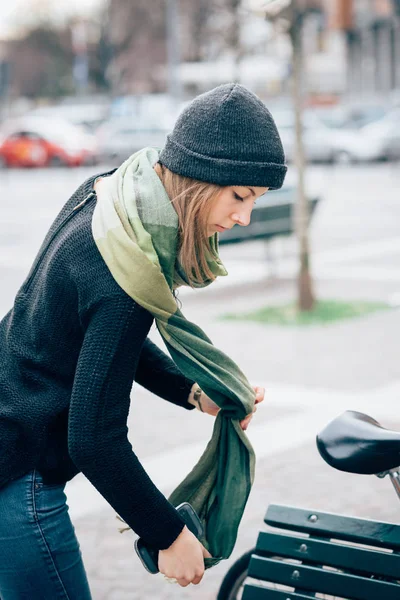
[1,0,400,166]
[1,1,400,599]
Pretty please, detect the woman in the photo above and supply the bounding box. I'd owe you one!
[0,83,286,597]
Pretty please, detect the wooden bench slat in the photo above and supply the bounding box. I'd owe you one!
[255,530,400,579]
[265,505,400,550]
[242,586,319,600]
[248,556,400,600]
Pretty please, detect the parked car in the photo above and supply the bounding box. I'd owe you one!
[273,108,398,164]
[0,117,99,168]
[28,102,110,132]
[273,110,361,163]
[274,110,334,163]
[318,108,400,164]
[95,119,170,163]
[314,102,388,130]
[358,109,400,161]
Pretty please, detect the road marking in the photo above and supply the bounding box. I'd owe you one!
[66,380,400,520]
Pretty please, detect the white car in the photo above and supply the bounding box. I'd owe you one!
[273,109,399,164]
[95,119,169,163]
[326,110,400,163]
[274,111,334,163]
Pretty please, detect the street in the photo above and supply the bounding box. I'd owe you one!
[1,161,400,599]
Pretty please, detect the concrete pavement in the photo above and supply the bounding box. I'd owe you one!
[67,266,400,599]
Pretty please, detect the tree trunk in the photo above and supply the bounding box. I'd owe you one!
[289,11,315,312]
[229,0,242,83]
[166,0,182,103]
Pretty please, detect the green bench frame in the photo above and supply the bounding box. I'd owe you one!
[242,504,400,600]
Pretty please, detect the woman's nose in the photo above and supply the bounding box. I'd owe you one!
[232,206,252,226]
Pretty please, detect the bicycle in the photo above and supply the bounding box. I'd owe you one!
[217,410,400,600]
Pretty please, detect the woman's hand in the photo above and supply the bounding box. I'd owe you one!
[240,385,264,429]
[188,384,265,430]
[158,525,212,587]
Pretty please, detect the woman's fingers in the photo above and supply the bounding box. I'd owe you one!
[240,414,253,430]
[253,386,265,404]
[202,545,212,559]
[240,386,265,430]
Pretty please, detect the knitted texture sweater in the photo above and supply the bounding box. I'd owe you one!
[0,172,196,550]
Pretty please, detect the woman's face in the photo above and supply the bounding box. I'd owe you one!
[207,185,268,237]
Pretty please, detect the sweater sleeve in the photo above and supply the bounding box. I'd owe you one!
[135,338,195,410]
[68,294,185,550]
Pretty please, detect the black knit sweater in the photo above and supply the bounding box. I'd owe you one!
[0,172,196,550]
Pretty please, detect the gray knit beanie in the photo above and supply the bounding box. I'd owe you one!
[159,83,287,190]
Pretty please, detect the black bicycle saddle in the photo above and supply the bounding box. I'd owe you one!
[317,411,400,475]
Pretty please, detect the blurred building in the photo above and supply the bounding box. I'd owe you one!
[329,0,400,97]
[178,1,347,100]
[2,0,399,111]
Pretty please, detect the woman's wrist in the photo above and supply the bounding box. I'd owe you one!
[188,384,220,417]
[188,383,204,411]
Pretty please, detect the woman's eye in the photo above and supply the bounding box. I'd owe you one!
[233,192,244,201]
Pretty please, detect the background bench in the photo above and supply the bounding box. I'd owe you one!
[218,187,320,246]
[242,503,400,600]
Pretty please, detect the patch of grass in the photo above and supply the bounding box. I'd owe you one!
[221,300,391,326]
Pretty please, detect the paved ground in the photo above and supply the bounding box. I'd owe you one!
[70,272,400,600]
[78,437,400,600]
[1,163,400,598]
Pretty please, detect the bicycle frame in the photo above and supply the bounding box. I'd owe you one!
[377,467,400,500]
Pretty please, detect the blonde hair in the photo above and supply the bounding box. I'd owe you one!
[154,162,222,288]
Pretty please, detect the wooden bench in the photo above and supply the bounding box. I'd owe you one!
[242,504,400,600]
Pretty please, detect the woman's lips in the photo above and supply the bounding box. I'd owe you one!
[215,224,227,232]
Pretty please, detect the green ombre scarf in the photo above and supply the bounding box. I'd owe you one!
[92,147,256,567]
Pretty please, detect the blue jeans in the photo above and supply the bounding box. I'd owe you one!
[0,470,92,599]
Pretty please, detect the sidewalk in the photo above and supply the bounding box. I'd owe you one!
[67,266,400,599]
[76,434,400,600]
